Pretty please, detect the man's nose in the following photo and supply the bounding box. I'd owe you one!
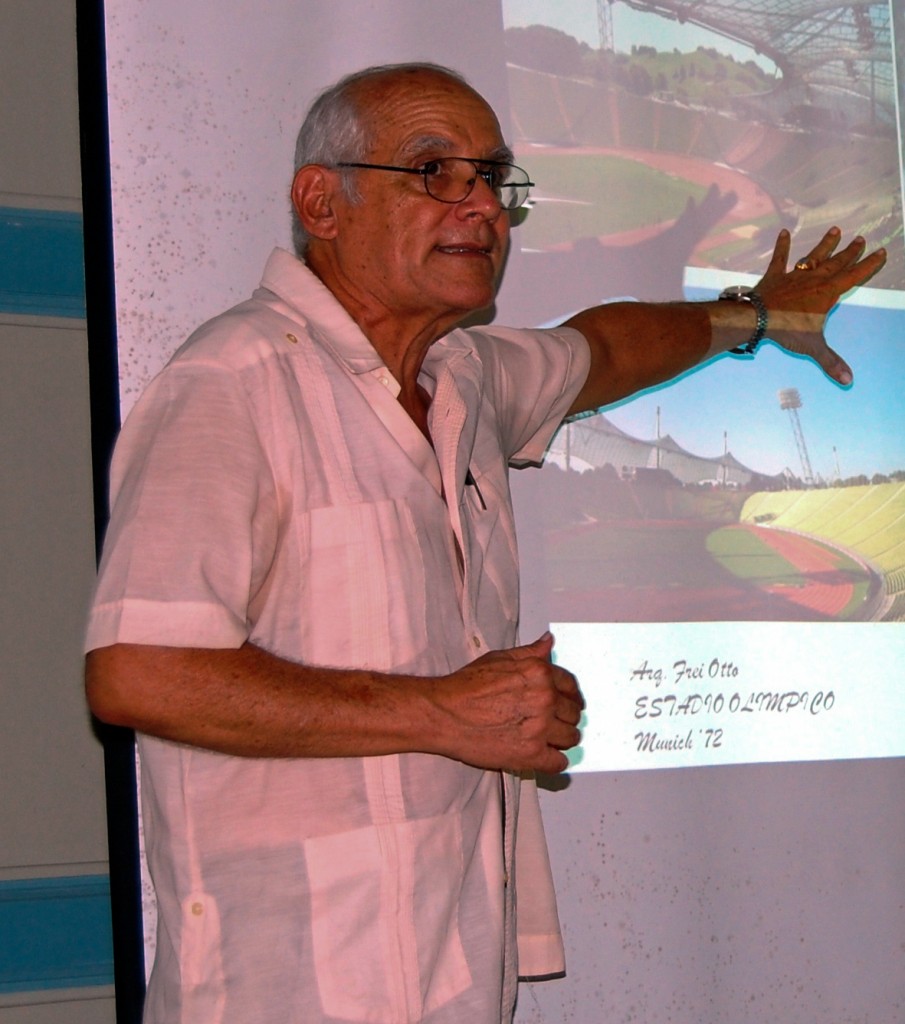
[458,174,503,219]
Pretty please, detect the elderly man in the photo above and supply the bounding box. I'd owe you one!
[86,62,884,1023]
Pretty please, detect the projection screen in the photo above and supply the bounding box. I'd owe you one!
[99,1,905,1020]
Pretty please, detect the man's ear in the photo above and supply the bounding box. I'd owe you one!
[291,164,341,241]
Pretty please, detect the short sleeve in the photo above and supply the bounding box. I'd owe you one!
[85,361,278,652]
[464,325,591,466]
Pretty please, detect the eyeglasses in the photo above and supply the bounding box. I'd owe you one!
[336,157,534,210]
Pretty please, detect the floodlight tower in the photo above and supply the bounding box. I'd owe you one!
[597,0,614,52]
[778,388,815,487]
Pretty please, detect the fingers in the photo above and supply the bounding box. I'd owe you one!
[535,633,585,708]
[552,663,585,708]
[508,632,584,708]
[764,227,792,277]
[812,341,854,388]
[834,243,887,291]
[760,227,885,333]
[806,233,862,275]
[438,637,585,773]
[793,230,885,288]
[796,226,842,269]
[774,226,884,286]
[750,224,882,398]
[510,631,554,661]
[519,648,584,758]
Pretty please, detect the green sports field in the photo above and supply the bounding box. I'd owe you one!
[706,524,871,617]
[545,518,874,622]
[522,153,709,248]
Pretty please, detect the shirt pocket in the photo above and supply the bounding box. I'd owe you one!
[303,815,472,1023]
[303,498,428,670]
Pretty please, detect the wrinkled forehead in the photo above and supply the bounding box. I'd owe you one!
[351,69,510,162]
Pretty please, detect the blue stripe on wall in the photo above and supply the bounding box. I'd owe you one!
[0,206,86,318]
[0,874,114,993]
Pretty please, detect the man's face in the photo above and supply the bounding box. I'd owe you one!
[311,70,512,343]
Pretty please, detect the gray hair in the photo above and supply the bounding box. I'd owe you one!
[291,62,469,256]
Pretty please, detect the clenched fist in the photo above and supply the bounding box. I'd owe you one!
[429,632,585,774]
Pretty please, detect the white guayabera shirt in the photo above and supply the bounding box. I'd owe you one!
[87,250,591,1024]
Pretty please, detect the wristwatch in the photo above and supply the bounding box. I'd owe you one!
[718,286,768,355]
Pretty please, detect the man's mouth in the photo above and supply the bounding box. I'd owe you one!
[436,243,492,256]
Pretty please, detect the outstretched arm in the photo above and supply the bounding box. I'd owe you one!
[564,227,887,416]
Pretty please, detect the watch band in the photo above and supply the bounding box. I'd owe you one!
[719,287,768,355]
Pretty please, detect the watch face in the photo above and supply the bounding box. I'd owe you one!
[720,285,753,300]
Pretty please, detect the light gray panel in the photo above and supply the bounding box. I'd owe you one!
[0,323,107,868]
[516,760,905,1023]
[0,1,82,200]
[0,993,115,1024]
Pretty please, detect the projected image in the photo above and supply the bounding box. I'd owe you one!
[503,1,905,626]
[895,0,905,207]
[529,304,905,625]
[502,0,903,327]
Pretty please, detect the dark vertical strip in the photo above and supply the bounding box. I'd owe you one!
[75,1,146,1022]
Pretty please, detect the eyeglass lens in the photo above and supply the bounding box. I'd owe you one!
[423,158,530,210]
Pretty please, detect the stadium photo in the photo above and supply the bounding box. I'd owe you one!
[533,411,905,624]
[502,0,905,625]
[501,0,902,324]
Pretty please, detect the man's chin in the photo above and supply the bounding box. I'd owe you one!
[442,284,500,329]
[453,301,498,330]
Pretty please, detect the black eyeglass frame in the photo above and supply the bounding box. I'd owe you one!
[336,157,535,210]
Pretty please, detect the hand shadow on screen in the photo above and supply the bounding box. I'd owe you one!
[536,770,573,792]
[507,183,740,325]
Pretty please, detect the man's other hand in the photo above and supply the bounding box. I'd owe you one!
[431,633,585,774]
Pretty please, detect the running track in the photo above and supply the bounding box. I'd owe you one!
[547,521,869,623]
[525,144,778,254]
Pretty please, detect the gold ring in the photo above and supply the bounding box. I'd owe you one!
[794,259,811,271]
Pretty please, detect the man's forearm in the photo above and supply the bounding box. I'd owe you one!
[86,641,442,759]
[564,300,713,415]
[85,634,584,773]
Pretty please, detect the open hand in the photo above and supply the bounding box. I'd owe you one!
[754,227,886,385]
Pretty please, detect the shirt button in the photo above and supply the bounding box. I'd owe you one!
[191,902,204,916]
[472,635,481,648]
[285,333,298,344]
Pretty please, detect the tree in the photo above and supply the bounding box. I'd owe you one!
[626,63,653,96]
[504,25,587,77]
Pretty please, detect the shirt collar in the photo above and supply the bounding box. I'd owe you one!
[259,248,385,374]
[259,247,475,379]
